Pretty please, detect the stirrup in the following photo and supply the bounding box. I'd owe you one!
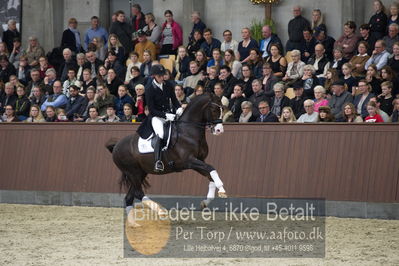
[154,160,164,172]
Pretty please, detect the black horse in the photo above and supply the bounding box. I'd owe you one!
[106,93,227,217]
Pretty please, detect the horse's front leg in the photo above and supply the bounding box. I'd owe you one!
[184,158,227,204]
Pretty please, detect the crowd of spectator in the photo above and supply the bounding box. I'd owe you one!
[1,1,399,124]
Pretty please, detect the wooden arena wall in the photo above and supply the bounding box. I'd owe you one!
[0,123,398,203]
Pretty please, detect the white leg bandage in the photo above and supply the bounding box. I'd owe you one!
[126,205,133,215]
[210,170,224,189]
[207,182,216,199]
[151,117,165,139]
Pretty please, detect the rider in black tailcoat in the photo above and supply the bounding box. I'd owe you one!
[137,64,182,172]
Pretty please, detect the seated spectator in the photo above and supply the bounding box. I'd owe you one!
[134,30,157,62]
[387,42,399,76]
[279,106,297,123]
[334,21,360,59]
[270,83,290,118]
[15,56,31,86]
[219,65,239,99]
[300,27,316,63]
[213,82,229,107]
[106,68,123,96]
[15,85,30,120]
[238,28,259,63]
[314,26,335,60]
[2,104,19,122]
[130,4,146,40]
[0,42,9,57]
[189,11,206,42]
[0,55,16,83]
[239,101,256,123]
[391,98,399,122]
[133,84,146,122]
[175,46,191,81]
[90,37,107,62]
[44,106,57,122]
[365,40,390,71]
[29,86,46,107]
[259,25,283,59]
[324,68,339,96]
[66,85,87,120]
[246,48,263,79]
[365,101,384,122]
[378,81,394,116]
[125,52,142,83]
[289,82,307,119]
[115,85,134,118]
[23,36,45,67]
[26,69,43,96]
[389,2,399,26]
[329,80,353,120]
[9,75,24,90]
[80,69,97,95]
[85,106,104,122]
[261,63,278,97]
[307,44,330,79]
[202,66,219,93]
[74,87,96,122]
[297,99,319,123]
[9,38,24,69]
[41,80,68,111]
[380,66,399,96]
[365,64,382,95]
[58,48,78,82]
[159,10,183,55]
[97,65,108,84]
[0,82,17,114]
[127,66,144,96]
[313,85,328,112]
[350,41,370,78]
[249,79,269,117]
[107,34,126,64]
[104,50,126,80]
[337,103,363,122]
[383,23,399,54]
[228,84,247,122]
[265,44,287,78]
[301,64,320,98]
[63,68,81,97]
[183,61,203,96]
[103,104,120,122]
[55,108,69,122]
[84,16,108,52]
[369,96,390,122]
[143,13,162,45]
[224,49,242,79]
[139,50,153,78]
[256,101,278,122]
[188,84,205,100]
[187,30,205,59]
[24,104,45,122]
[174,84,188,106]
[282,49,305,86]
[239,65,255,98]
[221,30,239,57]
[84,50,103,79]
[95,84,116,117]
[195,49,208,73]
[359,24,377,56]
[331,47,348,77]
[369,0,388,40]
[200,28,221,59]
[120,103,135,122]
[318,105,335,122]
[207,48,224,73]
[38,56,54,79]
[342,63,358,93]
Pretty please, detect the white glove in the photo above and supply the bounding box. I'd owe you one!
[165,113,176,121]
[176,107,184,116]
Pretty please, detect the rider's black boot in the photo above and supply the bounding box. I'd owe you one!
[154,135,164,172]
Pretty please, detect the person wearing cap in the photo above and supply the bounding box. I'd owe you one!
[134,30,157,62]
[328,80,353,120]
[314,25,335,60]
[289,81,307,119]
[137,64,183,172]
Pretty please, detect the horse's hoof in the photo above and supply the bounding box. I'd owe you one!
[218,192,228,198]
[200,200,207,210]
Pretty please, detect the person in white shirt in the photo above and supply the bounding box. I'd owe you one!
[297,99,319,122]
[220,30,239,58]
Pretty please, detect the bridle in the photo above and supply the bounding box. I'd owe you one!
[176,100,223,129]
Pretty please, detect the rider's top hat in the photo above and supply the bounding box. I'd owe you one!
[150,64,166,76]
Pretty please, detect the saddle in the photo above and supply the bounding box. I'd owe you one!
[138,121,173,154]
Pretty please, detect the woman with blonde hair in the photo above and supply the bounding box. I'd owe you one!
[107,33,125,63]
[24,104,45,122]
[90,37,107,61]
[324,68,339,96]
[143,12,162,44]
[224,49,242,79]
[368,0,388,40]
[311,9,325,31]
[279,106,296,123]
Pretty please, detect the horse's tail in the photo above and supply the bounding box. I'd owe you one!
[119,171,150,192]
[105,138,119,153]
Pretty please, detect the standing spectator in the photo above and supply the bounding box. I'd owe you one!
[365,40,390,71]
[131,4,146,40]
[84,16,108,51]
[378,81,394,115]
[134,31,157,62]
[259,25,282,59]
[389,2,399,26]
[338,103,363,122]
[29,86,46,107]
[311,9,325,32]
[265,44,287,79]
[0,82,17,114]
[65,85,86,120]
[143,13,162,45]
[388,42,399,75]
[313,85,328,112]
[286,6,310,51]
[329,80,353,120]
[200,28,221,59]
[369,0,388,40]
[364,101,384,122]
[270,83,290,117]
[353,79,375,118]
[279,106,297,123]
[289,82,307,119]
[249,79,269,117]
[261,63,278,97]
[334,21,360,60]
[307,44,330,80]
[160,10,183,55]
[58,48,78,82]
[24,104,45,123]
[189,11,206,42]
[23,36,45,67]
[300,27,316,63]
[282,50,305,86]
[41,80,68,111]
[314,26,335,60]
[187,30,205,59]
[83,51,103,79]
[237,28,258,63]
[103,104,120,122]
[239,101,256,123]
[0,55,16,83]
[110,10,133,55]
[61,18,82,54]
[349,41,371,78]
[297,99,318,122]
[383,23,399,53]
[256,101,278,122]
[2,20,20,52]
[359,24,377,56]
[9,38,24,69]
[221,30,239,57]
[114,85,134,118]
[107,34,126,64]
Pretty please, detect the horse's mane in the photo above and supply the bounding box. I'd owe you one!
[178,94,212,120]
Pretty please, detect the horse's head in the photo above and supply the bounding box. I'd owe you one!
[205,93,224,136]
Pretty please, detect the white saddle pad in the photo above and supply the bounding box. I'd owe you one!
[138,123,172,154]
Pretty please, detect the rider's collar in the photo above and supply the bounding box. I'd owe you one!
[153,79,163,91]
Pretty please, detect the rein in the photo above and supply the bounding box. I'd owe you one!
[175,101,223,128]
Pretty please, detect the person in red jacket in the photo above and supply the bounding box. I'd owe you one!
[365,101,384,122]
[159,10,183,56]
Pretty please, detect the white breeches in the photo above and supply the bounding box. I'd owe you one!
[152,117,166,139]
